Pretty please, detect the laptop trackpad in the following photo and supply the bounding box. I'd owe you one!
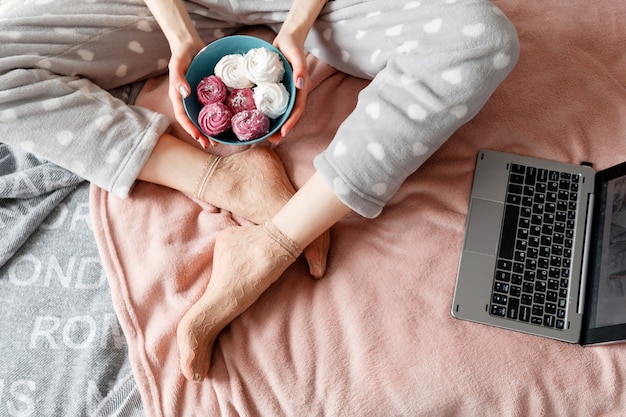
[464,198,503,256]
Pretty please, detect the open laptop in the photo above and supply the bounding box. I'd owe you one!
[452,149,626,345]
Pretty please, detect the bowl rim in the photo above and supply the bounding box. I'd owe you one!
[183,35,296,145]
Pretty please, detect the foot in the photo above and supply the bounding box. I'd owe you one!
[195,146,330,278]
[177,222,301,381]
[303,227,330,279]
[195,146,294,225]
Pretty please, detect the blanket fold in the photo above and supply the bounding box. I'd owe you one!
[0,143,83,267]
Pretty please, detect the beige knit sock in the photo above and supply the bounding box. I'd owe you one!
[177,221,301,382]
[193,147,293,225]
[192,146,329,278]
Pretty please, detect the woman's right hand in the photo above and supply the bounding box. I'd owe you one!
[144,0,213,148]
[168,39,214,149]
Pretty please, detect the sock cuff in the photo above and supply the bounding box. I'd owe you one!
[262,221,301,259]
[193,154,221,201]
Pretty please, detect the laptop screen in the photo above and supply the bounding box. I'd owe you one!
[582,161,626,345]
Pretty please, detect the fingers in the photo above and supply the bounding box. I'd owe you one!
[168,45,218,149]
[168,75,217,149]
[275,89,307,144]
[271,34,310,144]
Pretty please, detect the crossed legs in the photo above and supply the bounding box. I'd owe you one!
[138,133,343,380]
[138,133,330,278]
[177,172,351,381]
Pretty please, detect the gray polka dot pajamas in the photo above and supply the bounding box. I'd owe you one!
[0,0,519,218]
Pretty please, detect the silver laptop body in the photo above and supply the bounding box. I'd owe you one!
[452,149,596,343]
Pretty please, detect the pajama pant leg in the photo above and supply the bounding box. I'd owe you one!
[1,0,518,209]
[0,0,178,196]
[186,0,520,218]
[306,0,520,218]
[0,0,268,196]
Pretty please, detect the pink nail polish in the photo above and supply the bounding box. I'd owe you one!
[179,85,190,98]
[296,76,304,89]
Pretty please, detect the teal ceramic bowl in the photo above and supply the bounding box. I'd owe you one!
[183,35,295,145]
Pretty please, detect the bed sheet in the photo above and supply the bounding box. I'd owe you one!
[91,2,626,416]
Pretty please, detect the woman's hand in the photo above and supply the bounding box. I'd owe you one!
[271,31,309,144]
[270,0,326,144]
[144,0,214,148]
[168,40,215,149]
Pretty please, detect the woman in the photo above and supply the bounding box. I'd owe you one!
[0,0,519,382]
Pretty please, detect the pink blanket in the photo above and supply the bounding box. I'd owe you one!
[91,2,626,416]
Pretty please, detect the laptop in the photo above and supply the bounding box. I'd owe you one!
[452,149,626,345]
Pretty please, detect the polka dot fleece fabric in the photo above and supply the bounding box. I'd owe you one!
[0,0,519,218]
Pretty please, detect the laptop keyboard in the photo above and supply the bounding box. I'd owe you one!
[490,163,579,330]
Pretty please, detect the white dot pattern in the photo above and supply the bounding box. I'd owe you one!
[0,109,17,123]
[115,64,128,77]
[77,49,94,61]
[0,1,175,200]
[137,21,153,32]
[128,41,144,54]
[310,0,518,218]
[56,130,74,146]
[0,0,518,208]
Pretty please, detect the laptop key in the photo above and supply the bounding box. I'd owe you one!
[507,298,519,319]
[525,167,536,185]
[491,305,506,317]
[520,306,531,322]
[493,294,507,305]
[512,163,525,174]
[498,204,519,260]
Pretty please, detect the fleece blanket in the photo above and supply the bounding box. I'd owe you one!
[91,2,626,416]
[0,87,145,417]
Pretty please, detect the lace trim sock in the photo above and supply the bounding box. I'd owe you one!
[192,154,221,201]
[177,223,302,381]
[262,221,301,260]
[189,147,328,278]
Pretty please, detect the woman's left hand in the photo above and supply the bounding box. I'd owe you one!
[271,31,310,144]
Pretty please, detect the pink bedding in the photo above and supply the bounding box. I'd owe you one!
[91,2,626,416]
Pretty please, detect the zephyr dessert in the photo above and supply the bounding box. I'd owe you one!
[196,75,227,105]
[214,54,254,89]
[226,88,256,115]
[197,102,232,136]
[242,47,285,84]
[253,82,290,119]
[231,110,270,141]
[195,46,290,141]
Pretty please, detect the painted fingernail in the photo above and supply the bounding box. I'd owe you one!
[179,85,190,98]
[194,372,201,382]
[296,76,304,89]
[194,137,207,149]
